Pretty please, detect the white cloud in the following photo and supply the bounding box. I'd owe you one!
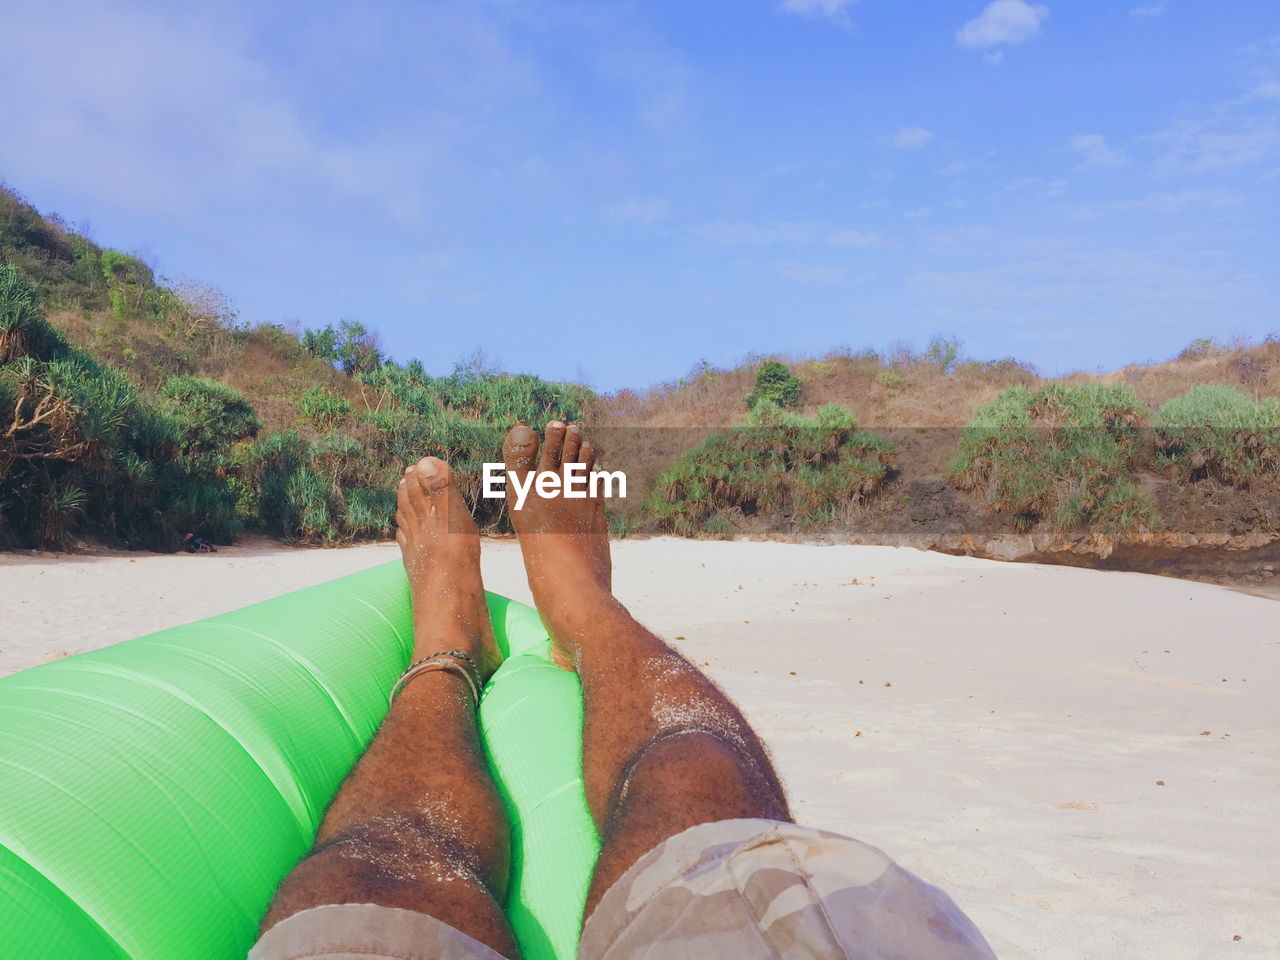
[1129,3,1165,19]
[938,152,996,177]
[1245,35,1280,57]
[690,220,820,246]
[826,229,888,248]
[903,207,934,219]
[887,126,936,149]
[907,237,1273,352]
[1152,111,1280,174]
[956,0,1049,51]
[1064,187,1244,220]
[778,0,859,25]
[393,250,490,306]
[777,261,848,283]
[589,39,693,137]
[608,196,670,225]
[1248,77,1280,101]
[1069,133,1130,168]
[1146,74,1280,174]
[1129,188,1241,213]
[1157,120,1280,172]
[691,220,893,250]
[922,226,994,254]
[0,0,536,228]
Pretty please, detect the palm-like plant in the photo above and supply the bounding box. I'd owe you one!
[0,262,42,363]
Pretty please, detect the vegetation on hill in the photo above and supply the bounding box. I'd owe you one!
[644,401,897,537]
[1154,385,1280,486]
[1,262,204,548]
[0,186,589,549]
[744,359,803,411]
[3,183,1278,552]
[949,383,1156,533]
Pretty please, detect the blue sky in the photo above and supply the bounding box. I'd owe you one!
[2,0,1277,390]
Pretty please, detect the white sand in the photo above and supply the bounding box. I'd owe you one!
[1,538,1276,958]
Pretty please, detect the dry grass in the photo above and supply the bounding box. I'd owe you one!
[594,340,1280,511]
[49,307,359,437]
[601,341,1278,432]
[1092,341,1280,409]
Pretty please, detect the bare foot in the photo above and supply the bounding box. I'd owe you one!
[395,457,501,681]
[503,422,617,664]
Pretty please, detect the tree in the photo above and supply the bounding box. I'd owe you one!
[99,249,154,318]
[745,359,803,410]
[0,262,42,362]
[924,335,962,375]
[302,319,383,374]
[160,375,260,456]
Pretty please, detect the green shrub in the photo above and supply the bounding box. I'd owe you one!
[0,263,41,362]
[236,430,310,536]
[233,429,397,544]
[1154,385,1280,485]
[745,359,802,410]
[100,249,154,318]
[0,263,71,362]
[1,189,110,313]
[606,509,634,539]
[876,369,907,395]
[162,375,260,453]
[924,335,962,374]
[154,376,260,543]
[354,359,594,532]
[344,486,396,539]
[950,383,1156,533]
[302,319,383,374]
[297,386,352,428]
[645,401,896,535]
[1176,337,1227,361]
[0,293,195,549]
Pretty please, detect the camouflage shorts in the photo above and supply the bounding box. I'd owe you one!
[250,818,995,960]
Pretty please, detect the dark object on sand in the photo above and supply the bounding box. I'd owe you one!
[182,532,218,554]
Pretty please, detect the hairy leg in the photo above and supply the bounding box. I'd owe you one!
[260,457,519,958]
[504,423,790,918]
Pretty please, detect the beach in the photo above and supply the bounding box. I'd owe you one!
[1,538,1276,958]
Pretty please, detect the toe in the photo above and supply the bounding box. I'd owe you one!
[540,421,566,472]
[414,456,452,514]
[419,456,476,531]
[401,460,435,517]
[562,423,583,464]
[503,424,539,476]
[396,467,418,525]
[415,456,452,493]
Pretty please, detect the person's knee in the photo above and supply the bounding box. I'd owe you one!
[264,817,493,932]
[612,729,785,829]
[627,729,747,785]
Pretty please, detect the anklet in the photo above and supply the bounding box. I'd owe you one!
[389,650,482,706]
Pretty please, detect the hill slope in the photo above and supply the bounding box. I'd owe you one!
[3,183,1277,585]
[0,185,590,550]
